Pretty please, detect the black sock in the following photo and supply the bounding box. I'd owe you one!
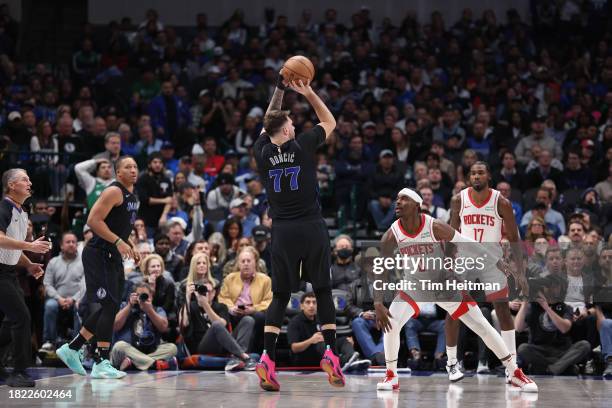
[263,332,278,361]
[322,329,337,354]
[69,334,87,351]
[95,346,110,362]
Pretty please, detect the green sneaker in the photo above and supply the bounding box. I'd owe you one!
[91,359,127,379]
[56,344,87,376]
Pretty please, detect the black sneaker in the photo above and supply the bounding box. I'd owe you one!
[224,358,246,372]
[603,358,612,378]
[7,371,35,387]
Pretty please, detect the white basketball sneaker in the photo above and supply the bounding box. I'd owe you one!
[377,369,400,391]
[446,359,464,382]
[508,367,538,392]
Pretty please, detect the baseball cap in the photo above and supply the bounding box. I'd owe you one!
[224,149,238,158]
[168,217,187,231]
[362,121,376,130]
[252,225,271,242]
[379,149,394,159]
[161,141,174,150]
[198,89,210,98]
[8,111,21,121]
[216,173,235,186]
[230,197,246,208]
[581,139,595,149]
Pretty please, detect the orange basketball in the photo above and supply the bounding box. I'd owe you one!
[281,55,315,84]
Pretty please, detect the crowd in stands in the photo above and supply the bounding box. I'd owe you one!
[1,2,612,376]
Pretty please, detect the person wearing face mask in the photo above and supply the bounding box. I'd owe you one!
[330,235,360,291]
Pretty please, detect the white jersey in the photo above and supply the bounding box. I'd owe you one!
[459,187,503,244]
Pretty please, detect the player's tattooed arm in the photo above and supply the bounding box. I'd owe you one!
[264,72,289,116]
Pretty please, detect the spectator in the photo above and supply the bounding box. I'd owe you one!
[594,162,612,204]
[287,292,370,371]
[153,233,184,280]
[40,232,84,351]
[419,186,449,222]
[428,167,452,206]
[134,124,163,164]
[74,158,114,211]
[218,246,271,349]
[217,197,259,238]
[563,150,594,190]
[515,115,563,165]
[192,136,225,177]
[136,153,174,235]
[366,149,404,231]
[110,282,178,371]
[524,149,566,190]
[405,303,446,370]
[330,235,360,291]
[521,188,566,236]
[206,173,241,212]
[523,216,557,257]
[515,275,591,375]
[177,252,217,309]
[492,151,524,191]
[178,280,256,371]
[496,181,523,223]
[432,107,466,155]
[147,80,191,141]
[251,225,272,273]
[167,219,189,258]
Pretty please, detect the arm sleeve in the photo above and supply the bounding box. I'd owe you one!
[296,125,325,156]
[74,159,98,194]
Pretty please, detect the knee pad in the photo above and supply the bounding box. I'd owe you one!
[313,287,336,325]
[265,292,290,328]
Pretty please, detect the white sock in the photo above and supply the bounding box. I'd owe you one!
[383,298,415,374]
[458,307,510,361]
[446,346,458,365]
[501,330,517,365]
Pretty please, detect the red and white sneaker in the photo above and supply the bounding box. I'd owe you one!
[255,352,280,392]
[320,346,346,388]
[377,369,400,391]
[508,368,538,392]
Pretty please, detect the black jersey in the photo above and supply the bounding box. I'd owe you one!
[89,181,140,248]
[254,125,325,221]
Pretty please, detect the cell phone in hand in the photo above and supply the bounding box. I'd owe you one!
[238,305,245,310]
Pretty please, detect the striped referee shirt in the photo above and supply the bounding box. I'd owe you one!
[0,198,28,266]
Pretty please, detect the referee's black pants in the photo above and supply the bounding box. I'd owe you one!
[0,271,31,371]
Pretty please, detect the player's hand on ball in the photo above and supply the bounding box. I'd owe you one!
[289,79,313,96]
[375,303,393,333]
[28,236,51,254]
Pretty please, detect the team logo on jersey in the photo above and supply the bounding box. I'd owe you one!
[64,143,75,153]
[96,287,107,300]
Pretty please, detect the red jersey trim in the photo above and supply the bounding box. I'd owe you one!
[398,214,426,238]
[467,187,493,209]
[398,291,420,317]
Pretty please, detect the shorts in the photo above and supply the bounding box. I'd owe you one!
[83,245,124,306]
[270,218,331,292]
[464,259,509,302]
[398,291,477,320]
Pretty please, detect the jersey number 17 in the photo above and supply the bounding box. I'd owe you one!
[269,166,301,193]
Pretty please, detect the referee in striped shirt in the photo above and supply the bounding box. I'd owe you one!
[0,169,50,387]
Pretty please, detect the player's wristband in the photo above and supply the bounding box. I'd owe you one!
[276,75,287,90]
[113,238,122,246]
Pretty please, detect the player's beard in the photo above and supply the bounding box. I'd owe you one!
[472,182,484,192]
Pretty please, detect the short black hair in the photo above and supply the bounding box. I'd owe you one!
[154,233,170,244]
[300,291,316,304]
[470,161,491,174]
[114,155,136,172]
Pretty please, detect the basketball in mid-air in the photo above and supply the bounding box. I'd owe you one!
[281,55,315,84]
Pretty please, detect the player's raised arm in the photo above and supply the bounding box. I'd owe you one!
[290,79,336,138]
[264,73,289,118]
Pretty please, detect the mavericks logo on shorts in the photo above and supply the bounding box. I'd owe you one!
[97,287,107,300]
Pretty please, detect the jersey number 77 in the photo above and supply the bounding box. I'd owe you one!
[269,166,301,192]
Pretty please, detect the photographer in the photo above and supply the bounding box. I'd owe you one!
[178,280,256,372]
[110,282,177,371]
[594,246,612,377]
[515,275,591,375]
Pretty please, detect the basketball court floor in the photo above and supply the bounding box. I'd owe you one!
[0,368,610,407]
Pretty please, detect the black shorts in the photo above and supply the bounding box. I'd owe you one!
[270,218,331,292]
[82,245,124,306]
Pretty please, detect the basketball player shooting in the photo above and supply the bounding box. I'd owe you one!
[57,156,140,379]
[373,188,537,392]
[444,161,534,385]
[253,70,343,392]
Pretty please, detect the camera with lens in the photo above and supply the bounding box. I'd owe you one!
[191,284,208,302]
[527,275,567,303]
[139,293,149,302]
